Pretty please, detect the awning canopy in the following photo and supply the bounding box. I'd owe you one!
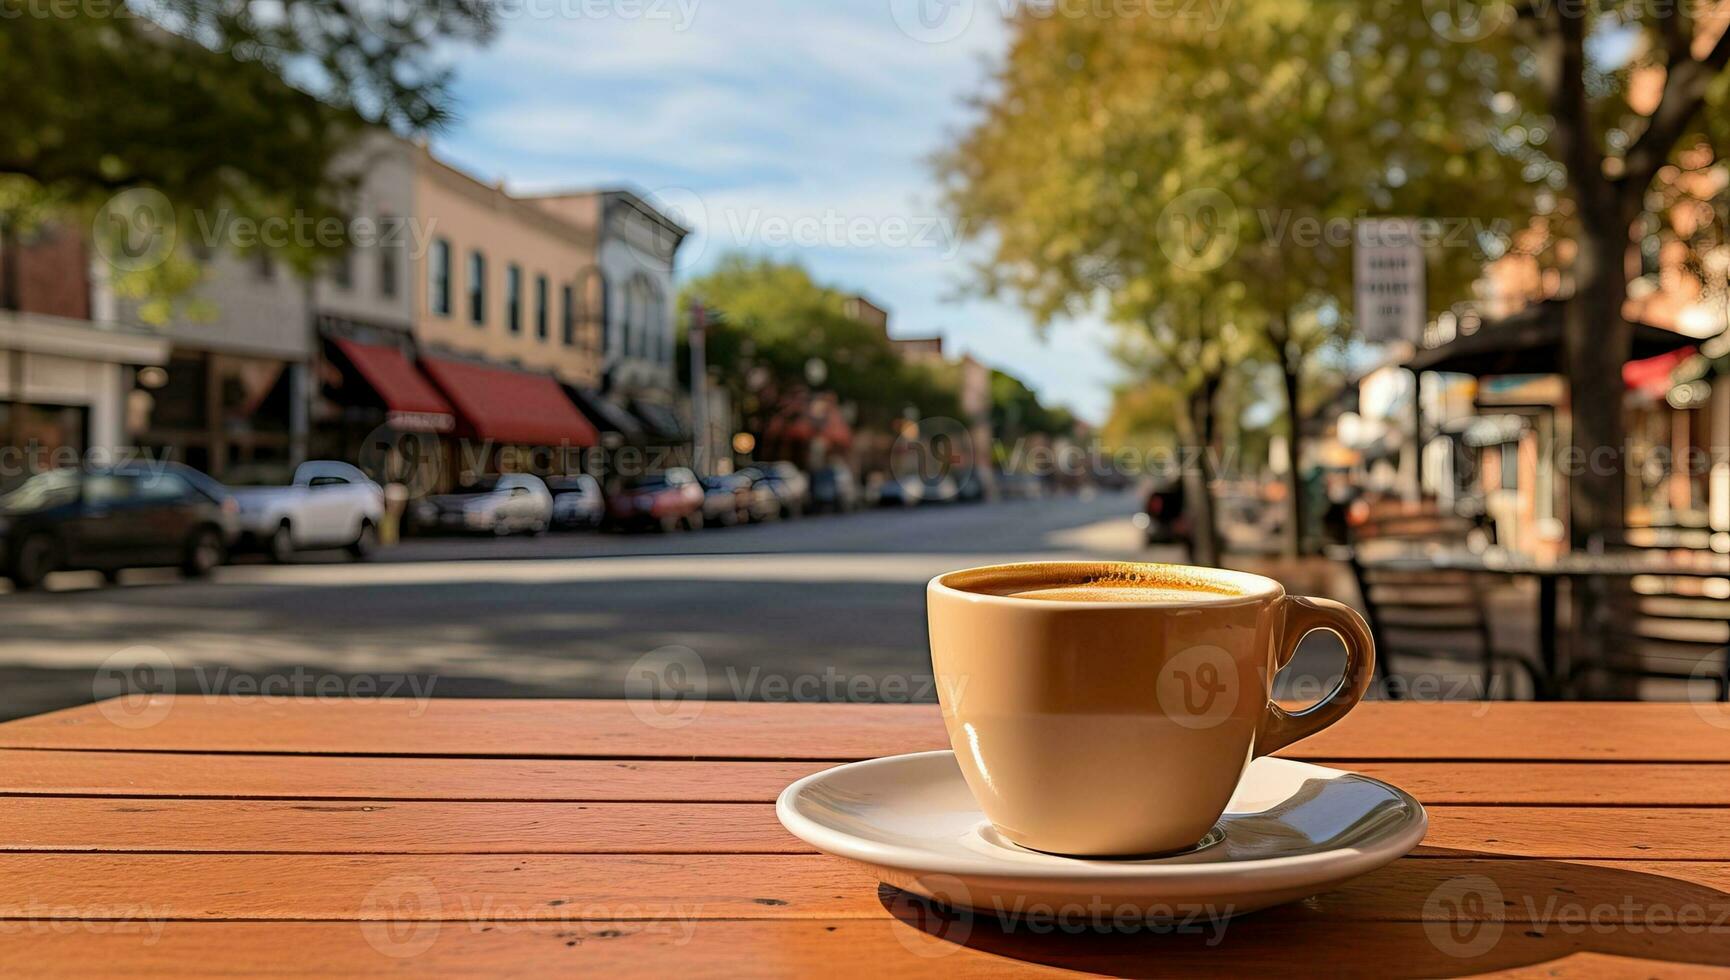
[329,338,455,433]
[629,399,687,442]
[1404,300,1698,377]
[1623,345,1698,398]
[764,402,853,450]
[565,387,645,440]
[420,356,599,447]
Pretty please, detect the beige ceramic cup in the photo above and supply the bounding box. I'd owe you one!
[927,560,1375,857]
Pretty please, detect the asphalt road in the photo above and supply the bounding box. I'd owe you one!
[3,491,1218,722]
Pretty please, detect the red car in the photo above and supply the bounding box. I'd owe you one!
[605,468,705,532]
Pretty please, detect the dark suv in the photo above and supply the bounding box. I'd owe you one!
[0,463,239,589]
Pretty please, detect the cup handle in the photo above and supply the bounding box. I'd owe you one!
[1253,596,1376,757]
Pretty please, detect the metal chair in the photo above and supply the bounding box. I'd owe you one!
[1346,502,1545,699]
[1570,573,1730,701]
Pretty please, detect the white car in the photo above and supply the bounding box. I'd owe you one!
[416,474,553,536]
[548,475,605,529]
[230,461,384,562]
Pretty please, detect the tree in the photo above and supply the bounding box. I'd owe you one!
[990,370,1076,444]
[936,0,1534,558]
[0,0,492,305]
[677,254,971,443]
[1110,290,1268,565]
[1494,2,1730,545]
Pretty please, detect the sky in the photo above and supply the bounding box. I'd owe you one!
[431,0,1121,423]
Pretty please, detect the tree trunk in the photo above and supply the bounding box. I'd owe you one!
[1279,357,1304,557]
[1565,213,1632,550]
[1,218,20,455]
[1177,378,1224,567]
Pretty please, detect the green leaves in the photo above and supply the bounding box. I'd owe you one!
[1,0,493,314]
[678,254,969,430]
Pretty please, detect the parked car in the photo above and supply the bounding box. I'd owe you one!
[414,474,553,536]
[700,474,753,527]
[0,463,239,589]
[605,468,704,532]
[734,470,782,524]
[229,461,384,562]
[808,463,860,514]
[547,474,605,530]
[1133,478,1190,547]
[997,472,1048,501]
[741,462,808,518]
[871,471,958,507]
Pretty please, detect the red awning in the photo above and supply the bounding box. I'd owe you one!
[419,356,600,447]
[1623,345,1697,398]
[331,338,456,433]
[764,399,853,450]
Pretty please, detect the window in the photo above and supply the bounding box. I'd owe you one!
[561,283,575,346]
[623,274,658,360]
[535,274,549,341]
[83,475,140,506]
[507,264,522,334]
[331,249,353,290]
[429,238,451,316]
[468,251,487,326]
[649,289,665,363]
[255,251,275,280]
[136,472,193,501]
[378,214,399,298]
[597,271,613,356]
[623,278,638,357]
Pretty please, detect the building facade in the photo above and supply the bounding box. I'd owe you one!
[522,190,687,404]
[114,229,312,479]
[1,221,169,477]
[410,148,604,388]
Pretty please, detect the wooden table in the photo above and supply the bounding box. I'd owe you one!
[1,697,1727,976]
[1361,547,1730,698]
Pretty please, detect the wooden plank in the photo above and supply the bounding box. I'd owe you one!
[4,752,1727,805]
[3,798,1729,859]
[1346,762,1730,806]
[3,854,1730,927]
[3,698,1728,762]
[0,698,947,759]
[0,799,802,854]
[0,919,1721,978]
[0,751,828,802]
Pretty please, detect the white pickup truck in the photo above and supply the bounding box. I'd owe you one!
[230,461,385,561]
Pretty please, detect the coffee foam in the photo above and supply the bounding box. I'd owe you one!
[945,562,1252,603]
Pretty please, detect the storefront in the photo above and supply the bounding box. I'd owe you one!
[759,391,854,469]
[1622,346,1723,549]
[1403,303,1699,553]
[315,335,457,493]
[0,311,168,483]
[130,348,303,481]
[419,355,601,489]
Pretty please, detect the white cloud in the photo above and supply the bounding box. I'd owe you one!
[436,0,1116,420]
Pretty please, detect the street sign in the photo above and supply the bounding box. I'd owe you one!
[1354,218,1426,345]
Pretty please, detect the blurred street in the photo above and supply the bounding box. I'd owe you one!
[0,489,1440,723]
[2,491,1195,722]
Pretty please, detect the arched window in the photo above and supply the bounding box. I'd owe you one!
[576,267,610,358]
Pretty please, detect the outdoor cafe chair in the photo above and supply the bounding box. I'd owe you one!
[1569,570,1730,702]
[1346,502,1546,700]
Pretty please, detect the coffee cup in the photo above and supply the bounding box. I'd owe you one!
[926,560,1374,857]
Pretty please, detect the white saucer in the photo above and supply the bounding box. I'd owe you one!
[776,751,1427,918]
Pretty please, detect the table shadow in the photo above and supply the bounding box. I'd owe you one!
[877,849,1730,976]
